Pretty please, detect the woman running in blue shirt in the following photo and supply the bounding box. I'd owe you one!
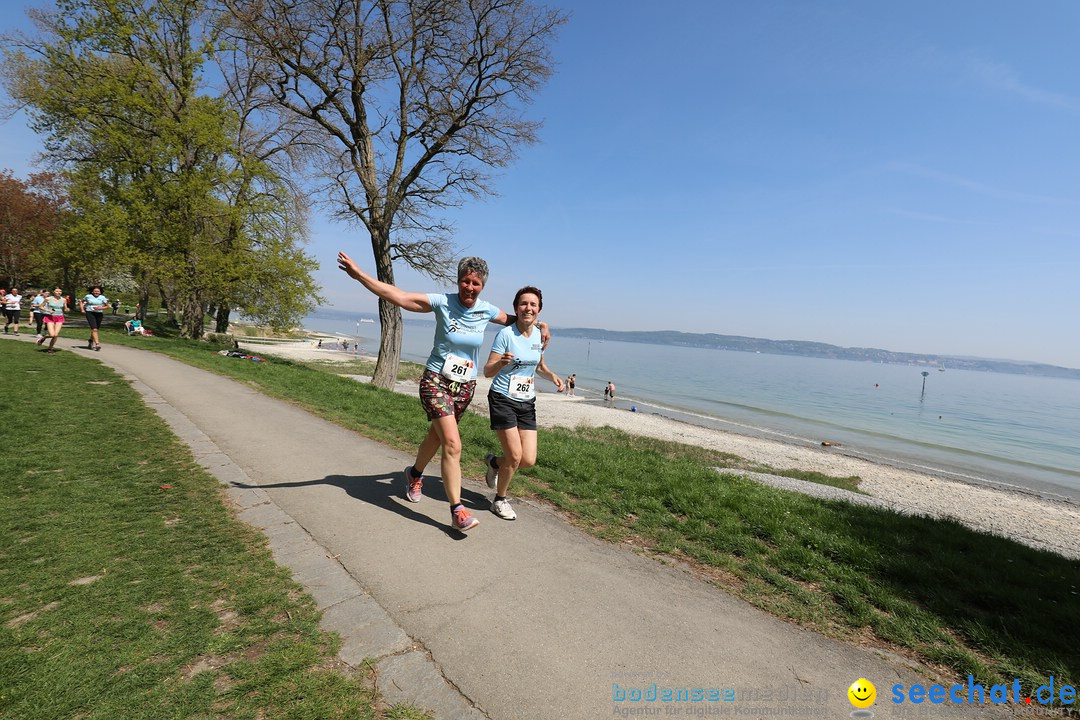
[482,286,562,520]
[337,251,548,532]
[79,286,109,350]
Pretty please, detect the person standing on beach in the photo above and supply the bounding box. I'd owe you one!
[482,287,562,520]
[606,381,616,407]
[337,251,549,532]
[567,373,576,398]
[36,288,68,353]
[3,287,21,335]
[79,286,109,351]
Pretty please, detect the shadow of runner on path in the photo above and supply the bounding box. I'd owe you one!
[233,472,492,540]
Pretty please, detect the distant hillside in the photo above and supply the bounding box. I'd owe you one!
[555,328,1080,380]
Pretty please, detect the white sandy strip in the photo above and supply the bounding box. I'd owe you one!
[240,340,1080,560]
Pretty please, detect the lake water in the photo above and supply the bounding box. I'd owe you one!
[303,309,1080,503]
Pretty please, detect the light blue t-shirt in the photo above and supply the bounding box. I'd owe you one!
[44,296,66,317]
[83,293,109,312]
[424,293,500,381]
[30,294,45,311]
[489,324,544,400]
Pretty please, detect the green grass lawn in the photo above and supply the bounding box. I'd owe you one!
[0,339,428,720]
[50,320,1080,699]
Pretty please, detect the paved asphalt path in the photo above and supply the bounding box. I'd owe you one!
[17,337,929,719]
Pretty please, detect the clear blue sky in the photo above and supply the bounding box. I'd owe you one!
[4,1,1079,368]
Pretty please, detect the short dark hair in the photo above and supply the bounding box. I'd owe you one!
[513,286,543,311]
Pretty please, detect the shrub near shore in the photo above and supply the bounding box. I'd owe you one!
[96,324,1080,700]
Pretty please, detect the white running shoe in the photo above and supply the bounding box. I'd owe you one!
[491,498,517,521]
[484,453,498,489]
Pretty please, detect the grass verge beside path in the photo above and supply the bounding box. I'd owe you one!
[0,340,428,720]
[100,325,1079,699]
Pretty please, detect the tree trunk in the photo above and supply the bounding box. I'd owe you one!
[214,303,231,334]
[138,286,150,321]
[180,292,205,339]
[370,227,402,389]
[159,285,177,326]
[61,266,72,310]
[373,298,402,388]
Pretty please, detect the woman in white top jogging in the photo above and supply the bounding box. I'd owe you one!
[3,287,22,335]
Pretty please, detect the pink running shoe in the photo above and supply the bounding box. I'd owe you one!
[403,466,423,503]
[451,506,479,531]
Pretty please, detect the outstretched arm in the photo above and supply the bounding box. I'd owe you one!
[337,252,432,313]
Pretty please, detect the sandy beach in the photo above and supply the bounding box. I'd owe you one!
[238,338,1080,560]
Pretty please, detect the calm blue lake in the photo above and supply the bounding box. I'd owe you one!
[304,309,1080,502]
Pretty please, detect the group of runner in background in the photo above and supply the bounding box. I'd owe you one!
[0,285,113,354]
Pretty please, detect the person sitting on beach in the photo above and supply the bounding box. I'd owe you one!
[337,251,549,532]
[482,286,562,521]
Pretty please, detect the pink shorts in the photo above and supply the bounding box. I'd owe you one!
[44,315,64,324]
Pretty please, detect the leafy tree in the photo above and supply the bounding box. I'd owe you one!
[0,170,66,287]
[220,0,566,387]
[2,0,321,337]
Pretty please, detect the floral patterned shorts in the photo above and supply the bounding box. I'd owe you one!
[419,369,476,421]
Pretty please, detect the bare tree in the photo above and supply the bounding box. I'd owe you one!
[220,0,566,387]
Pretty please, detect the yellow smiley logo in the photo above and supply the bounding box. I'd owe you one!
[848,678,876,709]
